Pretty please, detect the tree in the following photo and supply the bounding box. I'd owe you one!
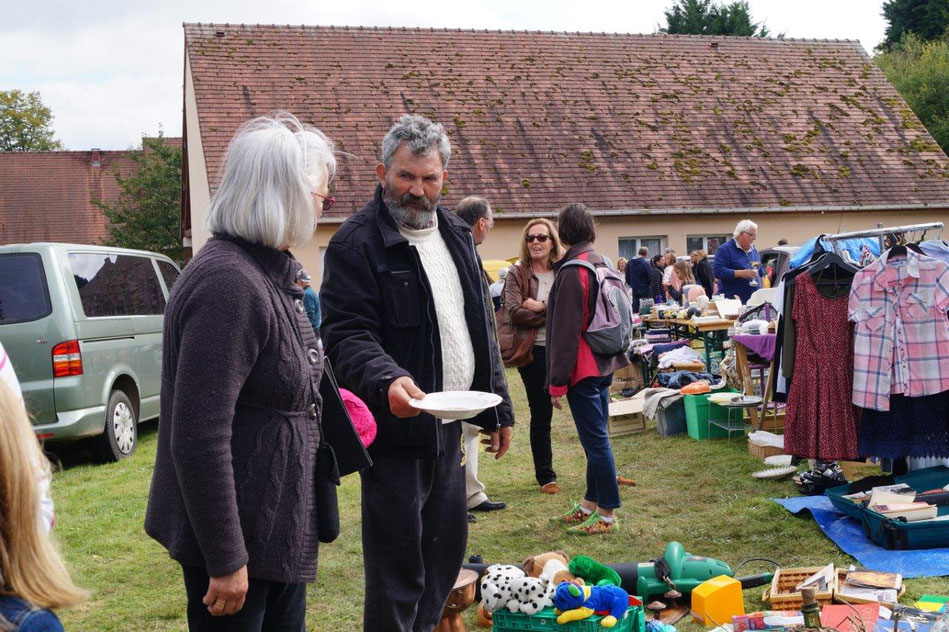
[880,0,949,51]
[0,90,64,151]
[96,134,183,262]
[660,0,771,37]
[875,34,949,153]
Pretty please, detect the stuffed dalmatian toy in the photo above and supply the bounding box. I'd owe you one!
[507,574,555,615]
[480,564,526,612]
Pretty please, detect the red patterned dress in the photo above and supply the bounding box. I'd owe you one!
[784,273,860,460]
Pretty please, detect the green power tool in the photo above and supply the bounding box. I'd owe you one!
[611,542,774,600]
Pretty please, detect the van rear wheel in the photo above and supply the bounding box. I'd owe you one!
[91,390,137,463]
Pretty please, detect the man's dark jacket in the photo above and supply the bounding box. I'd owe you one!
[320,185,514,460]
[625,256,651,309]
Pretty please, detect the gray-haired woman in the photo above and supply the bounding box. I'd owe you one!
[145,112,336,631]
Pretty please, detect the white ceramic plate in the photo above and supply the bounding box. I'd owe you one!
[764,454,793,467]
[409,391,503,420]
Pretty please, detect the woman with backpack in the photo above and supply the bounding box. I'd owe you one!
[0,380,86,631]
[546,203,630,535]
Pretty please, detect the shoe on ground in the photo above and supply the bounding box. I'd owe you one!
[470,499,506,512]
[616,476,637,486]
[467,512,477,523]
[552,502,589,525]
[540,482,561,494]
[566,512,615,535]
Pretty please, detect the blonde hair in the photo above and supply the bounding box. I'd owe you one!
[674,261,695,285]
[518,218,564,267]
[692,249,708,260]
[0,383,86,609]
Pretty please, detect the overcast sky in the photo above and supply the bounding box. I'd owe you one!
[1,0,889,150]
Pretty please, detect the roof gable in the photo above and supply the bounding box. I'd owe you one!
[184,24,949,218]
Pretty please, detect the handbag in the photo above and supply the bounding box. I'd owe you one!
[319,357,372,477]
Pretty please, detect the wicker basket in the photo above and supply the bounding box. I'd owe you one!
[834,569,905,607]
[762,567,836,610]
[748,440,784,460]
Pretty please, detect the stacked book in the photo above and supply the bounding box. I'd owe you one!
[841,483,949,523]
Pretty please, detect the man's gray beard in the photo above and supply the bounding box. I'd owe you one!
[385,192,438,230]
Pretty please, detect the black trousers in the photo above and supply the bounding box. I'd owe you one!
[517,345,556,486]
[361,420,467,632]
[181,565,306,632]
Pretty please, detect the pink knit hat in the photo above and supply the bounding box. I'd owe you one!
[339,388,377,448]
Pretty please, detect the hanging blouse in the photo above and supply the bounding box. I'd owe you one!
[848,249,949,411]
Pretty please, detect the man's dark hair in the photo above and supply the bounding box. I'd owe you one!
[777,238,788,246]
[651,254,663,266]
[454,196,491,227]
[638,247,649,257]
[557,203,596,246]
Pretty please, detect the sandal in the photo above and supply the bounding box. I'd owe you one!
[566,512,615,535]
[552,503,589,525]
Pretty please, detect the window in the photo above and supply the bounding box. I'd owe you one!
[156,260,181,291]
[687,234,730,256]
[618,236,666,260]
[0,254,52,325]
[69,253,166,317]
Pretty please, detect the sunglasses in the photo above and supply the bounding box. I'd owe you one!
[313,192,336,210]
[525,234,550,243]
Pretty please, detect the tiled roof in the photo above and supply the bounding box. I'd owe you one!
[184,24,949,218]
[0,140,181,246]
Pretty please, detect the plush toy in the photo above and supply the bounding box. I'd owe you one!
[553,582,631,628]
[507,574,555,615]
[569,555,622,587]
[480,564,525,612]
[521,551,576,585]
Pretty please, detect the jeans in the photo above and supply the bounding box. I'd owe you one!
[181,565,306,631]
[565,374,621,509]
[517,345,556,486]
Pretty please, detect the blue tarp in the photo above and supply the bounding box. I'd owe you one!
[773,496,949,578]
[789,236,882,269]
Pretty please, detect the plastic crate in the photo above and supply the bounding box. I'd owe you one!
[684,390,739,440]
[492,605,644,632]
[655,399,687,436]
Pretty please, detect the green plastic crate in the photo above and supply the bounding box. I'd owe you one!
[492,605,644,632]
[684,390,739,440]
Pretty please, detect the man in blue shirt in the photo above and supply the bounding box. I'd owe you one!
[624,246,651,312]
[299,271,321,332]
[713,220,765,304]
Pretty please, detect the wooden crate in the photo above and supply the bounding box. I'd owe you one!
[835,569,904,607]
[763,567,836,610]
[608,398,647,437]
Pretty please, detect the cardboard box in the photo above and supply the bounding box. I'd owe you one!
[608,396,647,437]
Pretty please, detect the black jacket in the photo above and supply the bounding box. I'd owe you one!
[647,265,664,302]
[146,235,325,584]
[694,258,715,298]
[320,185,514,459]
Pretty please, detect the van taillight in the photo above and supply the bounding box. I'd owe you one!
[52,340,83,377]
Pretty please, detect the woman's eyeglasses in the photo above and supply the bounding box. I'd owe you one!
[525,234,550,243]
[313,192,336,210]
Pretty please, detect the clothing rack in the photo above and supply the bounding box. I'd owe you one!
[823,222,944,254]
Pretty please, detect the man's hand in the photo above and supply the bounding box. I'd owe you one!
[735,268,757,279]
[480,425,512,459]
[388,376,425,418]
[203,565,248,617]
[550,395,563,410]
[522,298,546,313]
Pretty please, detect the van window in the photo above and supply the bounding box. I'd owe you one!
[156,260,180,291]
[69,253,166,317]
[0,254,52,325]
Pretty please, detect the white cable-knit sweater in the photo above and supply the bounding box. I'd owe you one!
[398,217,476,411]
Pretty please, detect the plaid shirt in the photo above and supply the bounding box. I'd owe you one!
[848,250,949,411]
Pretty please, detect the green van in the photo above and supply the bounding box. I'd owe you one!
[0,243,181,462]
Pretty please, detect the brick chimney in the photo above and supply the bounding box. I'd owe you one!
[91,148,101,167]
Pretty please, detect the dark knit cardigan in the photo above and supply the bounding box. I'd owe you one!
[145,234,326,583]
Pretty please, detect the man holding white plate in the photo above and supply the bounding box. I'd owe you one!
[320,114,514,632]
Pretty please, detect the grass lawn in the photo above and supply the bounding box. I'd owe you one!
[50,368,947,631]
